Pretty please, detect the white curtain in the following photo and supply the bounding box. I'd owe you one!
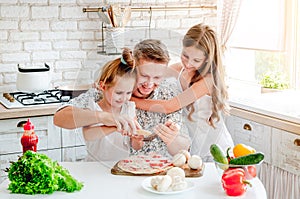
[217,0,242,53]
[259,162,300,199]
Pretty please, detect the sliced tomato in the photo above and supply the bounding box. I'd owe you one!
[247,166,257,179]
[150,162,163,168]
[152,154,162,158]
[159,159,169,163]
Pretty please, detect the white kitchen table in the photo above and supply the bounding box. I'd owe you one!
[0,162,267,199]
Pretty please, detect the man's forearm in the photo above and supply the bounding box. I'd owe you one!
[167,135,190,156]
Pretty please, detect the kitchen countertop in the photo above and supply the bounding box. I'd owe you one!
[0,104,59,120]
[0,162,267,199]
[228,90,300,135]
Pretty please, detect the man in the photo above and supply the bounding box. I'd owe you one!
[54,39,190,157]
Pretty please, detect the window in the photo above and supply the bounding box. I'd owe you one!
[225,0,300,93]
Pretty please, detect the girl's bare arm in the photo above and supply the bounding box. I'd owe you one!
[131,76,212,114]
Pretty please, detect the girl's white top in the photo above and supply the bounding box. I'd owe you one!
[177,69,234,161]
[84,98,136,162]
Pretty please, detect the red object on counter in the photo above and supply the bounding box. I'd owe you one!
[221,168,251,196]
[20,119,38,153]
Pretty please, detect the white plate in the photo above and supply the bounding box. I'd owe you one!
[141,177,195,195]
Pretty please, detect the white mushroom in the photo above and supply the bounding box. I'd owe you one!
[166,167,185,181]
[150,176,162,190]
[178,149,191,163]
[188,155,203,170]
[172,153,186,167]
[156,175,172,192]
[172,180,188,191]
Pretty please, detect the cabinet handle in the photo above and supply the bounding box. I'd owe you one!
[294,139,300,146]
[243,123,252,131]
[17,120,27,128]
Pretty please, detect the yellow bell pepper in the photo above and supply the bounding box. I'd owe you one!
[233,144,256,158]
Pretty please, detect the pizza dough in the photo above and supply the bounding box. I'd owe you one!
[117,154,172,174]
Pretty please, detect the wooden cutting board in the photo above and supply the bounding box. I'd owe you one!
[111,162,205,177]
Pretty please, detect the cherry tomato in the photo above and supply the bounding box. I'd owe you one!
[247,165,257,179]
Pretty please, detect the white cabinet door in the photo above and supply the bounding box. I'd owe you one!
[61,146,87,162]
[61,128,85,148]
[272,128,300,175]
[61,128,87,162]
[225,115,272,163]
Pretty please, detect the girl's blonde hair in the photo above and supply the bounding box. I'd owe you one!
[183,23,229,127]
[96,47,137,87]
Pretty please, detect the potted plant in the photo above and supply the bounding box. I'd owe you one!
[260,72,289,93]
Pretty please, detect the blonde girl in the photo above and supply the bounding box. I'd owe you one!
[83,48,141,162]
[132,24,234,161]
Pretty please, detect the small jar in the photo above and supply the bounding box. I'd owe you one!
[21,119,38,153]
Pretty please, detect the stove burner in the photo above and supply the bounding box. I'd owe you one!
[4,90,69,106]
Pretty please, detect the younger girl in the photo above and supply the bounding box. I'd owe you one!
[131,24,234,161]
[83,48,142,162]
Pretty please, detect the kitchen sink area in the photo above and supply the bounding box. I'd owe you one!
[229,90,300,124]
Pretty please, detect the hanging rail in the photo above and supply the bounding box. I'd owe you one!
[82,5,217,13]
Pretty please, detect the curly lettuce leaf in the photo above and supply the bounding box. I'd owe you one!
[6,150,83,194]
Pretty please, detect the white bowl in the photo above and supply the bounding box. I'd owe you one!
[214,160,263,180]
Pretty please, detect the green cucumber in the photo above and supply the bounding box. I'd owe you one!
[210,144,228,164]
[229,152,264,165]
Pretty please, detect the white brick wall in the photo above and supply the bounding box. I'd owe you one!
[0,0,217,92]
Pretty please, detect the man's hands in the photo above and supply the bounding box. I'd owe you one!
[153,120,180,145]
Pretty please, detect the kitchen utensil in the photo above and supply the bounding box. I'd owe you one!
[136,129,158,142]
[56,84,91,99]
[112,4,122,27]
[107,6,116,27]
[122,6,131,27]
[16,63,51,93]
[143,132,158,142]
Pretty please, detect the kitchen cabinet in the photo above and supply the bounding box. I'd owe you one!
[0,116,62,183]
[225,115,272,163]
[61,128,87,162]
[225,114,300,199]
[272,128,300,176]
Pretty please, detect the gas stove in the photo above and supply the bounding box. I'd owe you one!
[0,90,70,109]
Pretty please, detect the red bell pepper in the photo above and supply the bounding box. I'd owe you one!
[221,168,251,196]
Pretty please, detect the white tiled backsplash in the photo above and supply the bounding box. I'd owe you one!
[0,0,217,92]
